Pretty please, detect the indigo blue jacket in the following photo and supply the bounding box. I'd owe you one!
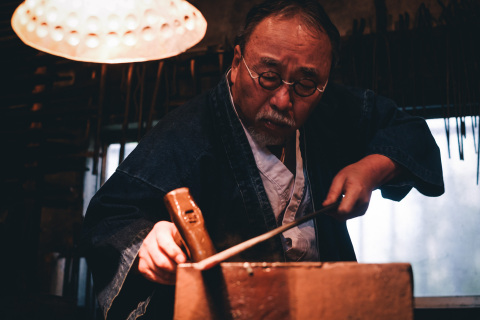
[81,76,444,319]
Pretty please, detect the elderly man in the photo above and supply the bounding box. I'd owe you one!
[82,0,444,318]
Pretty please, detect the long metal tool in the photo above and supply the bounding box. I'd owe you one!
[192,200,341,271]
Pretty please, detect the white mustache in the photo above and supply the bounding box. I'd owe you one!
[256,110,295,127]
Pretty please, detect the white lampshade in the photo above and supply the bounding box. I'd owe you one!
[11,0,207,63]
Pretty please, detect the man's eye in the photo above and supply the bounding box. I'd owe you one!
[261,72,279,81]
[298,79,316,89]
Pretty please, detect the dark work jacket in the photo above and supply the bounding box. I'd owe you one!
[81,76,444,319]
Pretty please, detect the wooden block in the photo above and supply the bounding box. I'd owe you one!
[174,262,413,320]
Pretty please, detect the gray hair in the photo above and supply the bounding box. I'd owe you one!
[234,0,340,67]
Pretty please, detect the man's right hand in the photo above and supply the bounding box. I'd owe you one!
[134,221,186,285]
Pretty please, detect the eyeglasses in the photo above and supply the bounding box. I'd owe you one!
[241,56,328,97]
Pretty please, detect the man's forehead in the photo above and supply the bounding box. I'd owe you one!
[244,16,331,55]
[241,15,332,77]
[251,14,327,42]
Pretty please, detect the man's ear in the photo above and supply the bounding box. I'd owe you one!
[230,45,242,85]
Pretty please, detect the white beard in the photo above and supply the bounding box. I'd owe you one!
[246,126,286,146]
[246,108,296,147]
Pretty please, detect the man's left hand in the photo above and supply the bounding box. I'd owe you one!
[322,154,401,220]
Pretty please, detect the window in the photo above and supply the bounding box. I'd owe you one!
[105,142,138,180]
[348,117,480,297]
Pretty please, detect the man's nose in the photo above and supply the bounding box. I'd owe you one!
[269,83,293,111]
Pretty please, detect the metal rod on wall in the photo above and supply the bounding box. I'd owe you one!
[137,64,147,141]
[119,63,134,164]
[92,64,107,175]
[147,60,165,132]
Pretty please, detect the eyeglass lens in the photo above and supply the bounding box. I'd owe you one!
[258,72,317,97]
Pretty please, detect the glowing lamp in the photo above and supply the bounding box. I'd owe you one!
[11,0,208,63]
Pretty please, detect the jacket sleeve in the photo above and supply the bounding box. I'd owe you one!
[315,84,445,202]
[80,91,216,319]
[80,171,174,319]
[361,89,445,201]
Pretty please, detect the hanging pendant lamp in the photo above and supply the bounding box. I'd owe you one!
[11,0,207,63]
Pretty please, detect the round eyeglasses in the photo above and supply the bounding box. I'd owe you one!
[241,56,328,97]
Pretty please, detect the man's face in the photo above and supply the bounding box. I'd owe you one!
[230,15,332,146]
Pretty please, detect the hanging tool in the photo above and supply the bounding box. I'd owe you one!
[119,63,135,164]
[92,64,107,175]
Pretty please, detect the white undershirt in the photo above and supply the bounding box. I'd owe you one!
[226,72,319,261]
